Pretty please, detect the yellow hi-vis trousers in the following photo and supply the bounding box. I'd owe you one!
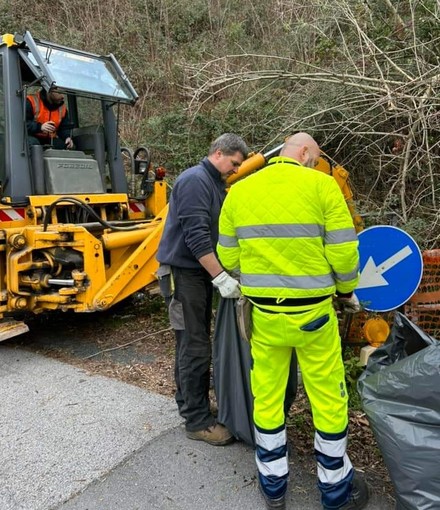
[250,297,354,508]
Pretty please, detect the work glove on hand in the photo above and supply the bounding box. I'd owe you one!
[336,292,361,313]
[212,271,241,299]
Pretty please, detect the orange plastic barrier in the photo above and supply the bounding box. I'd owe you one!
[404,249,440,338]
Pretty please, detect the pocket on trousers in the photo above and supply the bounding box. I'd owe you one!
[300,314,330,332]
[157,264,173,298]
[169,297,185,330]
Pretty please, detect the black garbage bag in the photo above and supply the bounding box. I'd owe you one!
[213,297,297,448]
[358,312,440,510]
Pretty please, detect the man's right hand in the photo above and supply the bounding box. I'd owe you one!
[65,137,74,149]
[336,293,361,313]
[212,271,241,299]
[41,121,56,134]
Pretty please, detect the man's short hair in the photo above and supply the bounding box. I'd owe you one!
[208,133,249,159]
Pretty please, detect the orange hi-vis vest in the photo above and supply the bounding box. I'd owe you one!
[27,91,67,139]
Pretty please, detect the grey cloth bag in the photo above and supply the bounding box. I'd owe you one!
[213,297,255,446]
[358,312,440,510]
[213,297,297,448]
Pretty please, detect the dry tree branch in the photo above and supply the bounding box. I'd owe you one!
[339,0,414,82]
[84,327,172,359]
[181,0,439,242]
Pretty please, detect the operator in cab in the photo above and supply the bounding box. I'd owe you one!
[26,88,74,150]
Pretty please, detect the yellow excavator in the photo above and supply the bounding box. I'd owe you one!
[0,31,168,340]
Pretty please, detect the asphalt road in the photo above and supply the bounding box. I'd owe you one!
[0,346,394,510]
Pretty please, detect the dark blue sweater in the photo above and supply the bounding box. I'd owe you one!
[157,157,226,268]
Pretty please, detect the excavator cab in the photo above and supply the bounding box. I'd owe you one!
[0,32,167,340]
[0,31,139,200]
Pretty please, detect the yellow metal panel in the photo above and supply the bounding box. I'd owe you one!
[28,194,128,207]
[1,34,16,47]
[145,181,167,218]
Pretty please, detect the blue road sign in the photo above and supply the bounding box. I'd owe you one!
[354,226,423,312]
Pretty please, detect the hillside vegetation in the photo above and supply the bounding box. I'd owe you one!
[1,0,439,246]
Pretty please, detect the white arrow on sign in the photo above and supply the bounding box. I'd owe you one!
[357,245,413,290]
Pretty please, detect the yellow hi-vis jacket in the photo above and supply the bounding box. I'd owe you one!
[217,156,359,299]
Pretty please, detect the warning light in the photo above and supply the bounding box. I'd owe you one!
[155,167,166,180]
[363,317,390,347]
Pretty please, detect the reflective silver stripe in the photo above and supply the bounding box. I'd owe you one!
[334,265,359,282]
[317,454,353,484]
[242,273,334,289]
[236,224,324,239]
[254,427,286,451]
[315,431,348,458]
[325,228,357,244]
[256,455,289,478]
[218,233,239,247]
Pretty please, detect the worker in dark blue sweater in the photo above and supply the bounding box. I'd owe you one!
[157,133,249,446]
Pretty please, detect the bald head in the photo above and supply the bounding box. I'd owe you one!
[280,133,320,168]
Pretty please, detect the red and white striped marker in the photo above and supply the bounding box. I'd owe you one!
[0,208,26,222]
[129,203,146,214]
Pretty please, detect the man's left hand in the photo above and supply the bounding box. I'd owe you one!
[65,137,74,149]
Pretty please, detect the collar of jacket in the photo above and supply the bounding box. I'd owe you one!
[201,157,224,183]
[266,156,301,167]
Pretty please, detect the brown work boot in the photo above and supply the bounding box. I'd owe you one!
[186,423,234,446]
